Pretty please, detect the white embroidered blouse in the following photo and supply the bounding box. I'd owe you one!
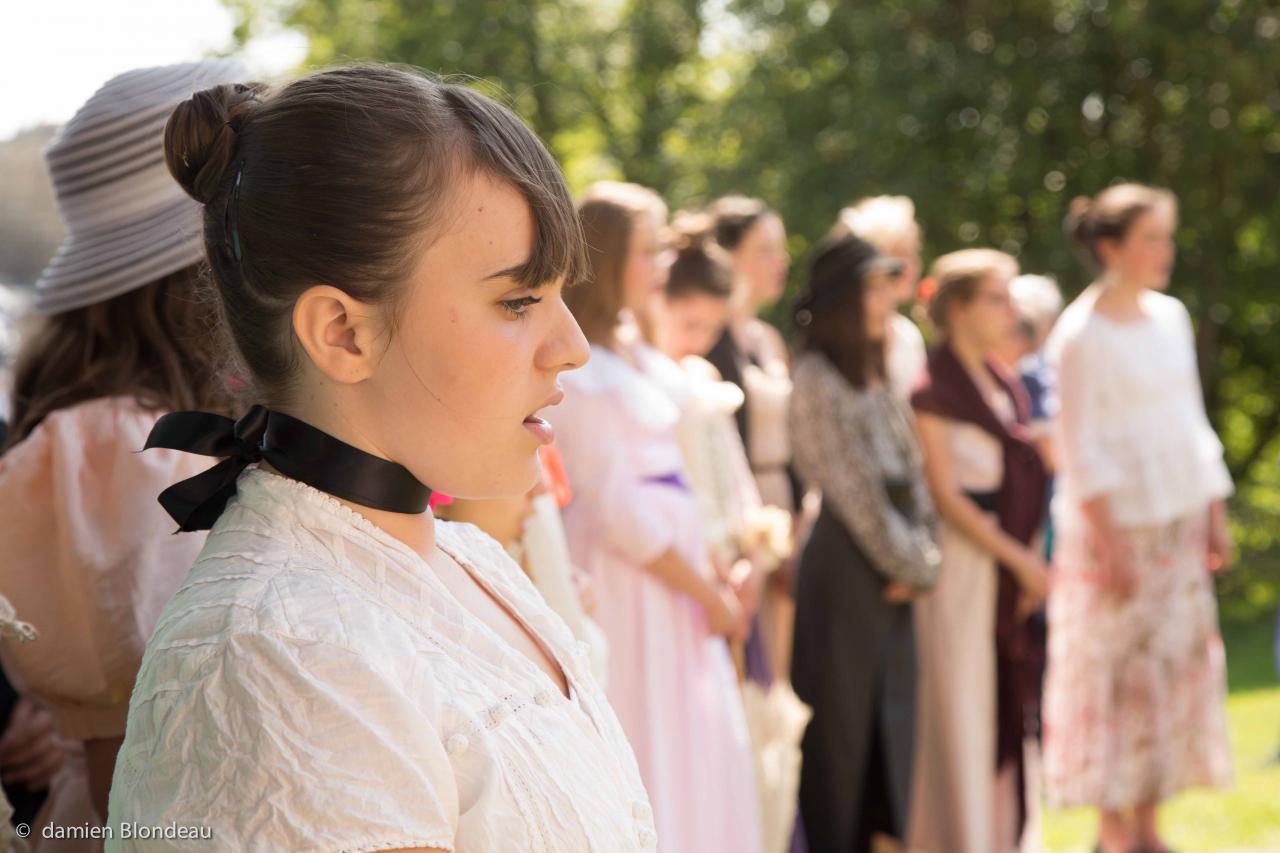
[1046,287,1233,528]
[106,467,655,852]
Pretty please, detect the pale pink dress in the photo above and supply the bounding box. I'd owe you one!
[0,397,209,848]
[548,343,763,853]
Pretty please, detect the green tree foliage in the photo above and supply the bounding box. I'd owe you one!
[228,0,1280,559]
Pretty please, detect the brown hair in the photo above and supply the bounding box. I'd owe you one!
[566,181,667,346]
[164,65,586,403]
[796,235,886,389]
[664,212,734,302]
[925,248,1019,335]
[708,195,773,251]
[5,266,233,448]
[1065,183,1177,270]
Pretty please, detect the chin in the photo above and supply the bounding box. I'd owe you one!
[429,447,541,502]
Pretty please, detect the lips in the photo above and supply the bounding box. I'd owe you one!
[522,388,564,446]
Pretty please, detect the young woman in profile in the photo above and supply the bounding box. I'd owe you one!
[106,67,655,852]
[1043,184,1233,853]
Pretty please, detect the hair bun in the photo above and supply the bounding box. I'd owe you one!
[664,209,712,254]
[1064,194,1094,245]
[164,82,264,205]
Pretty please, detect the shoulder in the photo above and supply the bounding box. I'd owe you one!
[890,313,925,347]
[1045,293,1102,365]
[1144,290,1195,333]
[558,345,680,432]
[2,396,148,467]
[792,352,858,407]
[791,351,828,389]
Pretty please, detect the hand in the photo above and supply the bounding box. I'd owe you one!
[1015,590,1043,622]
[882,581,919,604]
[1012,549,1051,605]
[731,558,764,615]
[1090,527,1134,598]
[705,584,749,643]
[1206,503,1233,574]
[0,698,67,790]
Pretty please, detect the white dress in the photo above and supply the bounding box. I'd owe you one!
[107,467,655,852]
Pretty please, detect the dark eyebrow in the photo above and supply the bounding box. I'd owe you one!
[483,255,551,289]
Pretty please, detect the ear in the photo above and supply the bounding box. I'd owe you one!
[1096,236,1122,269]
[292,285,383,385]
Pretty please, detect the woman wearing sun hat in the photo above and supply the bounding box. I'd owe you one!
[0,59,245,838]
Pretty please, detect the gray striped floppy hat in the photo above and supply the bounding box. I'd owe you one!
[33,59,247,315]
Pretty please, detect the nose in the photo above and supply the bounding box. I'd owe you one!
[542,295,590,373]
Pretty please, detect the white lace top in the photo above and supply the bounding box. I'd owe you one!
[107,468,655,852]
[1046,287,1233,528]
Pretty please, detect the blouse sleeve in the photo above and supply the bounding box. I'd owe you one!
[108,631,458,852]
[1170,301,1234,498]
[790,360,939,588]
[1053,332,1125,502]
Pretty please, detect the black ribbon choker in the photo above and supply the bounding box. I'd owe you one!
[145,405,433,532]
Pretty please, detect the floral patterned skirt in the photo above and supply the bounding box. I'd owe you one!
[1042,508,1233,809]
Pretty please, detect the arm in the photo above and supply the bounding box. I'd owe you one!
[914,413,1048,598]
[1172,303,1234,570]
[645,548,745,640]
[1053,333,1133,592]
[791,364,938,588]
[550,389,743,639]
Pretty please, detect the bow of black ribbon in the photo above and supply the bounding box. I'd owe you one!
[145,406,432,532]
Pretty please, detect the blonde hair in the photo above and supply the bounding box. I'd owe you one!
[566,181,667,345]
[835,195,919,252]
[925,248,1018,335]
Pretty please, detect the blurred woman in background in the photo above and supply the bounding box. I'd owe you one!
[909,249,1050,853]
[701,195,798,684]
[789,234,939,852]
[0,61,244,841]
[1043,184,1233,853]
[551,181,762,853]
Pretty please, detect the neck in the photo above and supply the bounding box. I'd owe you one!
[947,329,990,376]
[730,277,763,321]
[348,499,437,559]
[1098,271,1145,303]
[277,394,438,560]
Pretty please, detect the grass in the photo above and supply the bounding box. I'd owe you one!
[1042,588,1280,852]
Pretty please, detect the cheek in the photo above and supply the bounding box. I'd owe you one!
[389,304,530,425]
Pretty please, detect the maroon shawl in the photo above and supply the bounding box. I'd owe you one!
[911,343,1048,834]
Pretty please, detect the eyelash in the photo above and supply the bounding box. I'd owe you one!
[500,295,542,318]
